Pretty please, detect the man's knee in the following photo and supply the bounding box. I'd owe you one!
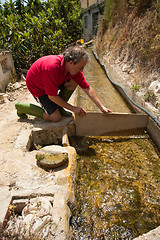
[43,110,61,122]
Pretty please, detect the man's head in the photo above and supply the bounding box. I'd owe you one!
[63,46,89,75]
[63,45,89,64]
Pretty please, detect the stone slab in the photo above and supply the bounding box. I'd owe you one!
[0,187,12,228]
[0,145,77,239]
[133,226,160,240]
[75,112,149,136]
[36,146,69,169]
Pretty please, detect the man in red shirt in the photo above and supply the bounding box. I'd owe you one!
[15,46,111,122]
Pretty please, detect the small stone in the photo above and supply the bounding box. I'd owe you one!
[148,80,160,94]
[21,74,26,82]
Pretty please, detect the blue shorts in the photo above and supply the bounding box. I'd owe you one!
[34,83,65,115]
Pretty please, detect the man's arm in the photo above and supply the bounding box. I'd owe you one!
[48,95,86,116]
[83,86,112,113]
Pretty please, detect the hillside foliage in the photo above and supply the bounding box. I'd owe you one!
[95,0,160,73]
[0,0,82,70]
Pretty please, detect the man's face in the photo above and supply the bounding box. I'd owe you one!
[68,59,87,75]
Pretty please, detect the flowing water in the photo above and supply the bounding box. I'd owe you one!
[71,49,160,240]
[78,49,132,113]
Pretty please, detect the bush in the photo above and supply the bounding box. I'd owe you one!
[0,0,82,70]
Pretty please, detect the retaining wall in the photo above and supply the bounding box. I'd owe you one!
[0,49,16,92]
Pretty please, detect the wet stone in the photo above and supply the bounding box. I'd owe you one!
[36,147,68,169]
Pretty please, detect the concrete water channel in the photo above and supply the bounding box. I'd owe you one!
[70,49,160,239]
[0,48,160,240]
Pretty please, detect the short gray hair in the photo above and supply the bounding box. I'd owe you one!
[63,46,89,64]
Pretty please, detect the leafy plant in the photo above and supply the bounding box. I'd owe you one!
[132,84,140,91]
[144,92,155,102]
[0,0,82,70]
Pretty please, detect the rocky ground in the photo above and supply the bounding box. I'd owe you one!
[0,80,78,239]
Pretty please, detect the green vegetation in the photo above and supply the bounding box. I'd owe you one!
[96,0,160,72]
[0,0,82,69]
[132,84,140,91]
[144,91,155,101]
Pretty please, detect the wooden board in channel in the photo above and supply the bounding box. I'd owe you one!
[75,112,149,136]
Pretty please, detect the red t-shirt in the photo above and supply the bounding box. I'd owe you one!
[26,55,90,97]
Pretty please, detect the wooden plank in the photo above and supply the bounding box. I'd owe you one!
[75,112,149,136]
[62,126,70,147]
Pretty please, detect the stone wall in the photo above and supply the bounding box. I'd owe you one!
[0,50,16,92]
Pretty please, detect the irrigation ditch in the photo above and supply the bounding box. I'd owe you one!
[0,48,160,240]
[70,48,160,240]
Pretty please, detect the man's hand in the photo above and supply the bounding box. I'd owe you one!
[73,106,87,117]
[100,105,112,114]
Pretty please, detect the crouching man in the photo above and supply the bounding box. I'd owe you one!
[15,46,111,122]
